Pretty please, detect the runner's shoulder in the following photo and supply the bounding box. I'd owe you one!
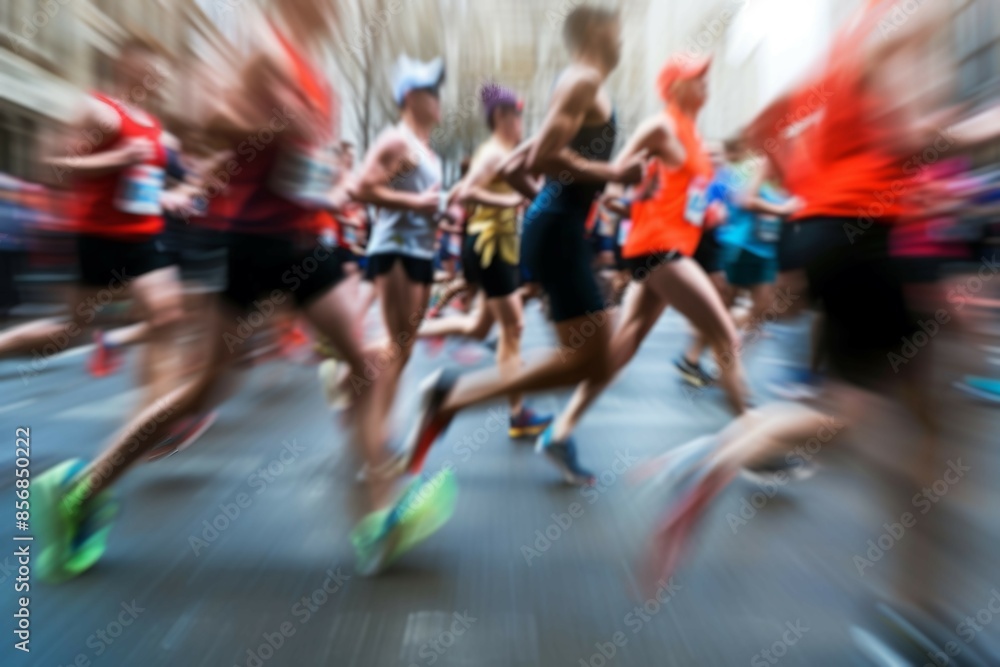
[553,65,602,108]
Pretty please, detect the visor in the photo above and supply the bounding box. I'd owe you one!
[657,55,711,102]
[393,55,446,106]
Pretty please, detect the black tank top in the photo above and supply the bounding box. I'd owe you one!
[537,112,617,212]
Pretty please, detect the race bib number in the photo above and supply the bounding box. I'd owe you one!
[342,223,357,246]
[755,215,782,243]
[617,219,632,246]
[319,228,337,249]
[114,165,165,216]
[684,178,710,227]
[269,147,340,208]
[447,233,462,257]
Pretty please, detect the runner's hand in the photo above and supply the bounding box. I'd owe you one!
[616,151,648,185]
[120,138,156,166]
[413,186,442,216]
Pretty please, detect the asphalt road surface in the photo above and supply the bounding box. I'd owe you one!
[1,303,998,666]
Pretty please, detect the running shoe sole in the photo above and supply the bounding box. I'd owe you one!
[400,369,458,475]
[351,469,458,575]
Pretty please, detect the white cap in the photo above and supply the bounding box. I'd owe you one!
[392,54,446,107]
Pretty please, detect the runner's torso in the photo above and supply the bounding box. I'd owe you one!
[74,94,168,239]
[533,111,617,217]
[790,2,910,222]
[624,104,712,258]
[366,122,442,259]
[222,26,337,236]
[466,137,519,266]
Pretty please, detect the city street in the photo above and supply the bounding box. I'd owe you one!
[2,304,999,666]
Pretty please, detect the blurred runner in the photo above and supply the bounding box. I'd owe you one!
[0,41,184,395]
[642,3,998,663]
[417,83,552,439]
[32,1,453,583]
[350,54,451,467]
[393,6,646,484]
[540,53,749,478]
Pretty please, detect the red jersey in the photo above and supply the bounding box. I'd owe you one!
[224,28,337,235]
[74,94,167,239]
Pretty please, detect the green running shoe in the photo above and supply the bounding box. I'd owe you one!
[351,469,458,576]
[34,459,118,583]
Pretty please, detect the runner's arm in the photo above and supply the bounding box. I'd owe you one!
[352,130,439,214]
[525,70,629,184]
[46,98,143,177]
[456,150,524,209]
[499,142,542,199]
[617,115,685,168]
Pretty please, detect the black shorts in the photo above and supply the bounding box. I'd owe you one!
[332,246,360,267]
[777,221,812,273]
[624,251,683,282]
[521,200,605,323]
[693,232,723,274]
[364,252,434,285]
[77,234,171,288]
[223,231,345,312]
[160,218,228,288]
[462,234,519,299]
[780,217,916,387]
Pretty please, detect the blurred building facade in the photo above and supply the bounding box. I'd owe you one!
[0,0,223,181]
[1,0,998,181]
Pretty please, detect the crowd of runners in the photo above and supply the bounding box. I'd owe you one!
[4,0,1000,663]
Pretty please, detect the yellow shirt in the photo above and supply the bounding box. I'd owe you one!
[466,138,519,267]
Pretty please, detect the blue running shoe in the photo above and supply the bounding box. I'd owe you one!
[535,425,595,486]
[955,376,1000,404]
[509,406,553,439]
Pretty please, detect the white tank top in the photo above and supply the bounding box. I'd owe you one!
[366,122,442,260]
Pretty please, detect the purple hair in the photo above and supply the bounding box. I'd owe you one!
[480,82,520,127]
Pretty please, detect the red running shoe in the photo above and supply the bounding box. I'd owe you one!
[88,331,123,378]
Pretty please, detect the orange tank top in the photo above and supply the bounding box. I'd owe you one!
[624,104,713,259]
[790,1,910,223]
